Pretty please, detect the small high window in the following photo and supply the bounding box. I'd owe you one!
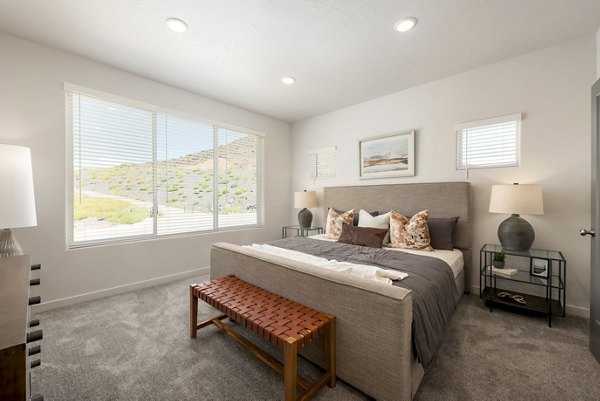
[456,113,521,169]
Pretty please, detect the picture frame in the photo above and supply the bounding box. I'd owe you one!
[359,130,415,179]
[530,257,550,278]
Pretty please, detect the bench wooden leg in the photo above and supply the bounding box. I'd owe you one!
[284,337,298,401]
[325,315,336,388]
[190,285,198,338]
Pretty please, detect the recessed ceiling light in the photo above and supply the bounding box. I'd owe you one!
[281,76,296,85]
[394,17,417,32]
[166,18,188,33]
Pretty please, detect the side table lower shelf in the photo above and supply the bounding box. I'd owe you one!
[481,287,563,326]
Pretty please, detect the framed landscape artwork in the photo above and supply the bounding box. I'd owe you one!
[359,130,415,179]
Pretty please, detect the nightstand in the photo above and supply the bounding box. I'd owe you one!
[282,225,323,239]
[480,244,566,327]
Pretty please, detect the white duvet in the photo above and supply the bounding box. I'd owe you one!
[244,243,408,285]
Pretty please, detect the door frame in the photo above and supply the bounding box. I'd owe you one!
[590,78,600,363]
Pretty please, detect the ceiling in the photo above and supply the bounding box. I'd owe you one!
[1,1,599,122]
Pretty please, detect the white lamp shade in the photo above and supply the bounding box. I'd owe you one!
[489,184,543,215]
[0,144,37,228]
[294,191,318,209]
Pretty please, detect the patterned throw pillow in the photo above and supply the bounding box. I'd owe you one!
[325,208,355,239]
[389,210,433,251]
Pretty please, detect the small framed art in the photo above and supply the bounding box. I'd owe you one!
[359,130,415,179]
[530,257,550,278]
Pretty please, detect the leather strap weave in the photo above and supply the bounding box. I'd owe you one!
[192,275,331,350]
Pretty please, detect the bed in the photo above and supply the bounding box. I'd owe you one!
[209,182,472,401]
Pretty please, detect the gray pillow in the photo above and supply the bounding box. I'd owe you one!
[427,217,459,250]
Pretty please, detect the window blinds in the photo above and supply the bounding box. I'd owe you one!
[217,128,263,228]
[457,114,521,170]
[156,115,215,235]
[68,88,263,247]
[70,93,154,243]
[309,146,336,180]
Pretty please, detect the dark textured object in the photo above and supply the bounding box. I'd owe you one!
[427,217,459,250]
[297,208,313,228]
[497,214,535,251]
[337,224,388,248]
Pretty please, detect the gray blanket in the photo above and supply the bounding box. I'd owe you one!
[267,237,458,366]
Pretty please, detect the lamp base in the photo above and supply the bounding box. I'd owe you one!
[0,229,24,257]
[298,208,313,229]
[497,214,535,252]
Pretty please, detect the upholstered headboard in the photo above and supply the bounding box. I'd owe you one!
[324,182,473,292]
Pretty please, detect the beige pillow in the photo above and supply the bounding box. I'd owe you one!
[325,208,355,239]
[389,210,433,251]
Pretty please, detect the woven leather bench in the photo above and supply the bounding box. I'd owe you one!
[190,274,336,401]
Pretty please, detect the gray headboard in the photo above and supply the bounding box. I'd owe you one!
[324,182,473,292]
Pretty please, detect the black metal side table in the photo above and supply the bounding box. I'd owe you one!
[479,244,566,327]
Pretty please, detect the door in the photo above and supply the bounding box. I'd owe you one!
[590,79,600,363]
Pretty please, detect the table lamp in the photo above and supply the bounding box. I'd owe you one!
[0,144,37,257]
[294,190,318,228]
[489,183,543,252]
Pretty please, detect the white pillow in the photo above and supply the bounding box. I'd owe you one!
[358,209,390,243]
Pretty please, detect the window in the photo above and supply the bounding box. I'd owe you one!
[67,86,263,247]
[309,146,336,180]
[456,113,521,169]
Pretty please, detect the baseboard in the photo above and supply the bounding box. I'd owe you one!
[565,304,590,319]
[33,266,210,313]
[470,284,589,319]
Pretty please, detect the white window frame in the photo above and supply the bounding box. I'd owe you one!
[456,113,521,170]
[65,83,264,249]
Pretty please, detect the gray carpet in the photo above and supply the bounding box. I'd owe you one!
[31,275,600,401]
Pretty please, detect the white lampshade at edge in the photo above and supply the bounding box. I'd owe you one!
[0,144,37,228]
[0,144,37,257]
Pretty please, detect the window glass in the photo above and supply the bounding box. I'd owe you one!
[67,90,263,247]
[457,114,520,169]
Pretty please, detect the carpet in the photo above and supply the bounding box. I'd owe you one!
[31,275,600,400]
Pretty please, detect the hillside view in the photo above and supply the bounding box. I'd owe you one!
[73,136,259,228]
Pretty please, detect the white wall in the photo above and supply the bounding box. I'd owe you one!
[292,36,595,316]
[0,32,292,308]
